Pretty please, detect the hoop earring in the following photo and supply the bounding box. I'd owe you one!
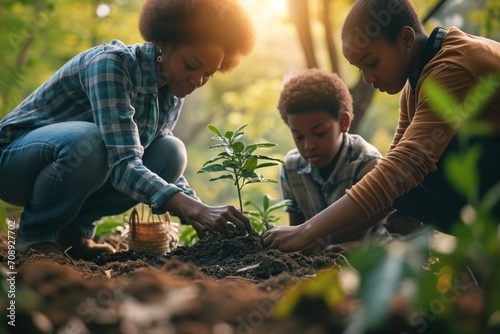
[156,45,163,63]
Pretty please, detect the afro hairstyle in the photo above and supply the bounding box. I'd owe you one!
[139,0,255,72]
[278,68,354,124]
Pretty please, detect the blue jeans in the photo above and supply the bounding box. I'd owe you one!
[0,121,186,246]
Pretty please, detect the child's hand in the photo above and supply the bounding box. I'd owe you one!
[261,225,312,252]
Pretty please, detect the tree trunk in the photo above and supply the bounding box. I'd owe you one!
[421,0,448,23]
[350,80,375,134]
[287,0,318,69]
[321,0,340,76]
[16,0,45,69]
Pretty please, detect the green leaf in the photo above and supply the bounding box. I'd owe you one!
[179,226,199,246]
[224,130,235,140]
[245,211,263,218]
[251,220,267,234]
[244,143,277,153]
[200,123,283,213]
[198,164,226,173]
[255,162,279,169]
[209,174,234,182]
[351,259,407,330]
[254,155,284,163]
[231,141,245,153]
[345,232,435,332]
[243,145,258,155]
[267,199,293,213]
[482,182,500,213]
[244,195,289,233]
[240,171,259,179]
[222,160,238,169]
[443,145,481,198]
[422,74,500,128]
[234,123,248,134]
[94,220,125,239]
[266,216,281,224]
[460,120,494,137]
[422,78,458,122]
[207,124,222,137]
[245,178,278,184]
[242,155,258,172]
[209,143,228,149]
[262,193,270,211]
[347,244,387,272]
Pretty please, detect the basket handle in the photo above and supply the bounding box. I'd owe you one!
[129,208,140,240]
[147,211,171,226]
[129,208,171,240]
[146,210,170,225]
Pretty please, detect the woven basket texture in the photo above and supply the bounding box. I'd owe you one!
[128,208,179,254]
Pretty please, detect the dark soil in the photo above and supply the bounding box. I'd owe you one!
[1,230,486,334]
[163,232,335,281]
[2,230,346,334]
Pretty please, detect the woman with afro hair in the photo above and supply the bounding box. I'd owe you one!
[0,0,255,259]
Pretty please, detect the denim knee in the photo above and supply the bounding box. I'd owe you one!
[0,122,109,206]
[1,122,111,241]
[143,135,187,183]
[55,123,109,185]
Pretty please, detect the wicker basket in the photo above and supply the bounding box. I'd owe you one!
[127,208,179,255]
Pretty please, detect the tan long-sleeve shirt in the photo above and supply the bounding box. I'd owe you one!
[346,27,500,217]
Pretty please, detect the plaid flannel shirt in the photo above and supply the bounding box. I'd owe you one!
[280,133,382,220]
[0,40,198,213]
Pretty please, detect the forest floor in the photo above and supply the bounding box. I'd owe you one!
[0,228,487,334]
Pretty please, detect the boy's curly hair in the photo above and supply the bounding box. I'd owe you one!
[278,68,354,124]
[139,0,254,72]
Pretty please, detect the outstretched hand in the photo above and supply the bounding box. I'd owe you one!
[261,224,312,253]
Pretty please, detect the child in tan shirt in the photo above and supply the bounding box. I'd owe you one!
[263,0,500,252]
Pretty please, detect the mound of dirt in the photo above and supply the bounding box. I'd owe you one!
[3,231,344,334]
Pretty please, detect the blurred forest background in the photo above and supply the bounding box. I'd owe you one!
[0,0,499,225]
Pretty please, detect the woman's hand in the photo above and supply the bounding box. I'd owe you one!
[191,204,254,235]
[261,224,313,253]
[163,192,254,235]
[190,220,208,239]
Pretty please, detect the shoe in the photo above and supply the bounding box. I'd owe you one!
[57,229,116,260]
[18,242,64,257]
